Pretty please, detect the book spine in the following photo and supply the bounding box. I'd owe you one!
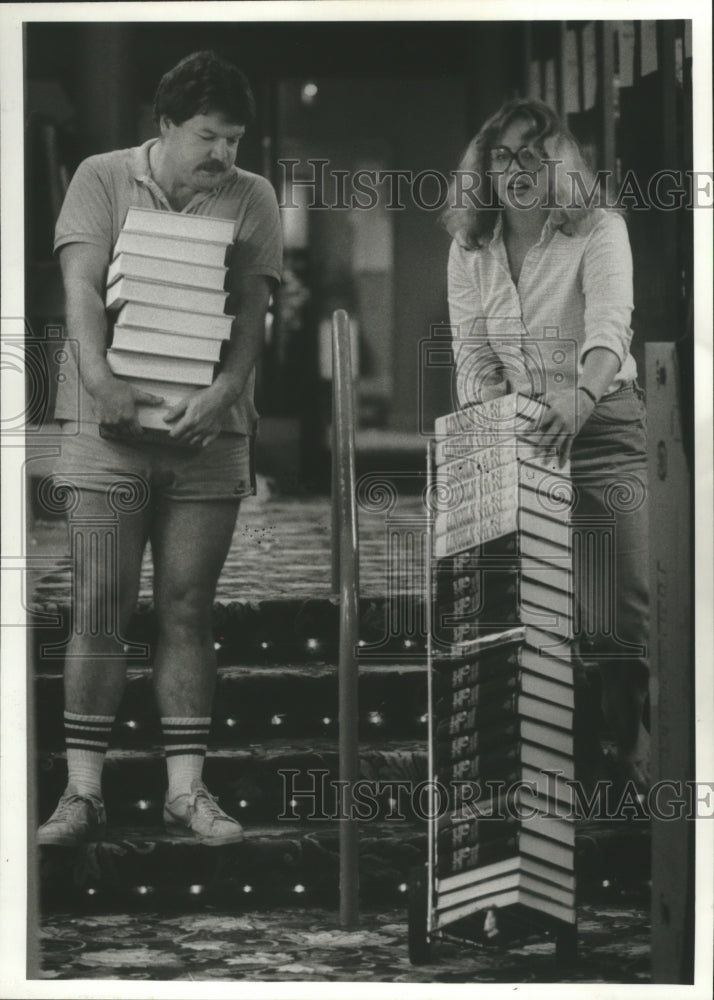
[109,253,228,291]
[436,721,519,763]
[437,814,520,848]
[436,673,519,714]
[519,671,574,709]
[438,749,524,784]
[106,349,215,386]
[107,277,229,317]
[124,206,236,243]
[517,694,573,732]
[117,303,233,340]
[435,693,519,740]
[434,508,518,558]
[114,231,231,268]
[435,647,521,692]
[111,327,223,363]
[437,836,519,876]
[434,393,547,437]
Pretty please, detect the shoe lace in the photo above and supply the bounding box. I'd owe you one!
[191,785,226,821]
[51,792,95,821]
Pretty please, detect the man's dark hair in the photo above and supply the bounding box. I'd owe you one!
[154,51,256,127]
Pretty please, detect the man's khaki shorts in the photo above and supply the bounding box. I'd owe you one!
[53,421,255,503]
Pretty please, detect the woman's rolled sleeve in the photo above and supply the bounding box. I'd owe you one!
[580,212,634,366]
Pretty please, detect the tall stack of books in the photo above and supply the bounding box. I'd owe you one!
[430,393,576,933]
[104,206,236,434]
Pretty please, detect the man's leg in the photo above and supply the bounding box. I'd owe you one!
[39,487,151,845]
[150,498,243,844]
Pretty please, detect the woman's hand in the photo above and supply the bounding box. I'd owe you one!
[535,387,596,467]
[164,382,234,448]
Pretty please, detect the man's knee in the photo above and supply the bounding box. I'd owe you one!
[156,587,213,639]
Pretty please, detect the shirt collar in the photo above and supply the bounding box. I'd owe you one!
[130,138,238,194]
[131,139,157,182]
[489,210,559,249]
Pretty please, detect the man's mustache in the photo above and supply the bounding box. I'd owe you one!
[196,161,227,173]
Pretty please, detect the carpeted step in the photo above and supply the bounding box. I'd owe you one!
[35,663,429,749]
[37,742,428,827]
[37,818,651,914]
[29,597,430,669]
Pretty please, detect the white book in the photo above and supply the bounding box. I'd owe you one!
[111,325,223,363]
[520,578,573,620]
[434,497,571,560]
[518,829,574,873]
[115,302,233,341]
[434,393,547,438]
[519,740,575,781]
[129,379,199,433]
[521,556,573,594]
[114,230,230,268]
[435,481,521,537]
[518,874,575,909]
[107,348,215,386]
[106,276,229,317]
[520,600,574,640]
[518,645,573,688]
[107,253,227,292]
[517,693,573,732]
[519,507,571,541]
[518,854,576,892]
[439,873,575,924]
[123,205,236,244]
[519,718,574,758]
[519,670,574,709]
[127,377,200,405]
[520,530,572,565]
[523,626,573,666]
[522,806,576,847]
[520,761,576,807]
[434,508,518,558]
[439,853,575,898]
[435,433,540,466]
[435,435,566,472]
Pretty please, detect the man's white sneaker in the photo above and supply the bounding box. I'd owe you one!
[37,785,106,847]
[163,779,245,846]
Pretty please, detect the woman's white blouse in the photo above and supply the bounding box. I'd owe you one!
[448,209,637,406]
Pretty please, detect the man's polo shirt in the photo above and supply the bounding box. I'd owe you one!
[54,139,283,433]
[448,209,637,406]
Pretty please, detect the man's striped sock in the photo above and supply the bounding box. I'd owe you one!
[64,711,113,798]
[161,717,211,799]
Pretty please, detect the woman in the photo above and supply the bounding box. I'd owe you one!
[443,98,650,793]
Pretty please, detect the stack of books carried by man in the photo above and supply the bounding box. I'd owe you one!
[103,206,236,437]
[430,393,577,932]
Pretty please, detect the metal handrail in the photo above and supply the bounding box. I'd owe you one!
[330,308,360,928]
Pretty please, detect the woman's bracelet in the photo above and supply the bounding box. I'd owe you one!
[578,385,598,405]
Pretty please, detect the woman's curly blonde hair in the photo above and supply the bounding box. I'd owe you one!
[442,98,602,249]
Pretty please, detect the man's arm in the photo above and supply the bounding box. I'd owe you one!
[164,272,273,446]
[60,242,163,434]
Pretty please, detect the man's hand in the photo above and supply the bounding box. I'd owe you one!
[533,387,596,467]
[91,376,164,437]
[164,382,233,447]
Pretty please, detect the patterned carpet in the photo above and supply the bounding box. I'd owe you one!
[29,479,428,605]
[39,899,650,982]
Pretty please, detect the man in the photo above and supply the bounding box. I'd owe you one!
[38,51,282,846]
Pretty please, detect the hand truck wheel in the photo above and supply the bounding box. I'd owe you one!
[407,865,433,965]
[555,919,578,965]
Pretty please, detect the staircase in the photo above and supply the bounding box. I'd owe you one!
[31,485,651,917]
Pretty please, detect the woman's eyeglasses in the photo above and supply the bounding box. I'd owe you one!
[489,145,544,172]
